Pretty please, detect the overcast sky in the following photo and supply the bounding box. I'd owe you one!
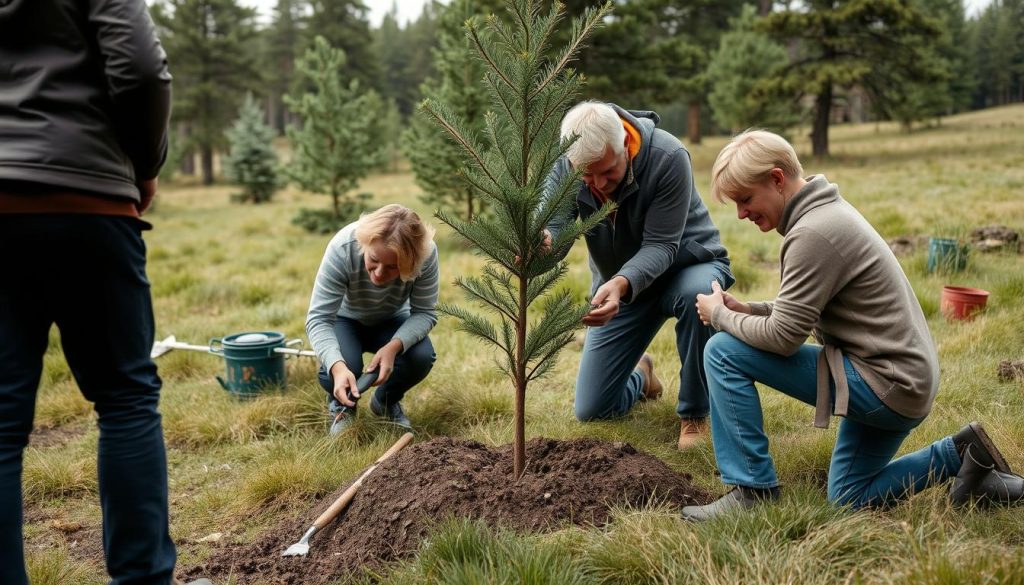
[240,0,443,27]
[240,0,993,28]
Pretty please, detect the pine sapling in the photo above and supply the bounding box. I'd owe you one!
[422,0,612,478]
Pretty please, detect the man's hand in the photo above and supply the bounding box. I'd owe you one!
[367,339,403,386]
[695,280,748,326]
[516,229,553,265]
[583,276,629,327]
[539,229,552,255]
[137,178,157,215]
[329,360,360,407]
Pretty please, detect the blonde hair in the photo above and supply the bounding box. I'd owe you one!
[354,204,436,281]
[561,101,626,168]
[710,129,803,203]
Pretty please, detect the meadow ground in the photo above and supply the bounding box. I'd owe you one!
[22,104,1024,584]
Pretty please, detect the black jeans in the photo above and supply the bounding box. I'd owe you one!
[317,315,436,409]
[0,215,176,585]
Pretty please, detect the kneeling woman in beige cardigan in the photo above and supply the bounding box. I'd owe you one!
[683,130,1022,520]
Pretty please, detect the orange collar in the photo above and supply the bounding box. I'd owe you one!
[623,120,641,160]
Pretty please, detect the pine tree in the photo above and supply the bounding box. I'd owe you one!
[285,37,385,232]
[224,94,281,204]
[151,0,262,185]
[305,0,381,93]
[404,0,503,221]
[759,0,944,157]
[422,0,612,478]
[707,5,798,134]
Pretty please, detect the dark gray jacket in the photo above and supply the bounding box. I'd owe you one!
[546,105,728,302]
[0,0,171,201]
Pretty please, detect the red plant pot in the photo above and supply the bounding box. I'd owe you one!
[940,286,990,321]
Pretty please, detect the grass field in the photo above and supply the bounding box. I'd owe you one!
[23,104,1024,584]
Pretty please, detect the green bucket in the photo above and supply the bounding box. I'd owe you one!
[210,331,287,398]
[926,237,969,273]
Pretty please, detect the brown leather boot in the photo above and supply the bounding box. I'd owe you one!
[678,417,709,450]
[636,353,663,401]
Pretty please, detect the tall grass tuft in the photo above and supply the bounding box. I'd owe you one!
[23,444,98,502]
[374,518,590,585]
[26,546,104,585]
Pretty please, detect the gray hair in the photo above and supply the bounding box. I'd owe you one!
[560,101,626,168]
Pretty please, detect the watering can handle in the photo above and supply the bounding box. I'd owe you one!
[209,337,224,355]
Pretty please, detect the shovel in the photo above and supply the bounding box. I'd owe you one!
[281,431,414,557]
[150,335,318,359]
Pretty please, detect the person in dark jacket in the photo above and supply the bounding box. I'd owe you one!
[544,101,733,449]
[0,0,178,583]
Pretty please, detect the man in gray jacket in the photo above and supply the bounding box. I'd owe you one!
[0,0,181,583]
[545,101,733,449]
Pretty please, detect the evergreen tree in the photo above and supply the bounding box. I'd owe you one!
[152,0,262,185]
[759,0,944,157]
[404,0,503,221]
[305,0,381,93]
[707,5,798,134]
[265,0,307,134]
[374,2,441,118]
[285,37,385,232]
[423,0,613,478]
[224,94,281,204]
[562,0,745,144]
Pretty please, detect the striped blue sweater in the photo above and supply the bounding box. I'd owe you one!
[305,221,439,371]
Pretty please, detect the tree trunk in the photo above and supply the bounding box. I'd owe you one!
[812,86,832,158]
[513,278,528,479]
[179,124,195,176]
[201,145,215,186]
[331,188,341,219]
[466,193,474,222]
[758,0,772,15]
[686,100,701,145]
[180,151,195,176]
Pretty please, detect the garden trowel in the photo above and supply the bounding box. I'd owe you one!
[281,431,414,557]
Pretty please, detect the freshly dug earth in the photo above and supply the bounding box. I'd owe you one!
[186,436,710,584]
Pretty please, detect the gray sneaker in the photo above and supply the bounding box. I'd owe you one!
[681,485,780,521]
[370,394,412,429]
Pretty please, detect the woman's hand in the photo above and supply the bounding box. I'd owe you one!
[329,361,359,406]
[696,280,752,326]
[368,339,403,386]
[722,289,751,314]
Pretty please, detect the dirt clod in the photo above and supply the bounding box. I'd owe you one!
[997,359,1024,382]
[185,436,709,584]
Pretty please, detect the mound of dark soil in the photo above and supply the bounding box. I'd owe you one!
[186,436,709,584]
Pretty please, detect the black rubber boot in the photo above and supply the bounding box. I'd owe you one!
[951,422,1012,474]
[950,447,1024,507]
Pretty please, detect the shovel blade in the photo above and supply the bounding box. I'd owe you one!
[281,542,309,557]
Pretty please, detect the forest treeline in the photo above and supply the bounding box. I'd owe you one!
[151,0,1024,185]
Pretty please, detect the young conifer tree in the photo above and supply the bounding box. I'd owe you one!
[224,93,281,204]
[404,0,499,221]
[285,36,385,230]
[422,0,612,478]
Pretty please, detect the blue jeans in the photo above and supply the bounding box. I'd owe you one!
[317,315,436,407]
[704,333,960,508]
[575,259,734,421]
[0,215,176,585]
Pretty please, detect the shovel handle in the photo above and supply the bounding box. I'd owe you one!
[311,432,414,530]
